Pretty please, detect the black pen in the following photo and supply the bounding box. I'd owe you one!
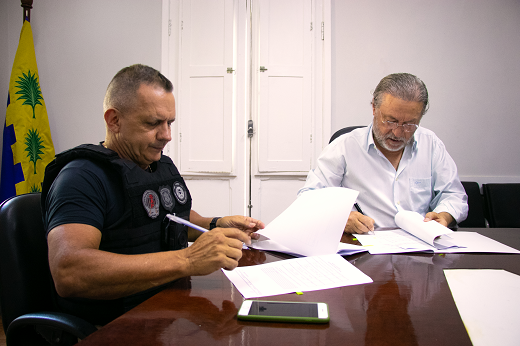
[354,203,375,235]
[354,203,364,215]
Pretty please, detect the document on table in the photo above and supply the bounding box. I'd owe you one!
[355,209,520,254]
[394,210,456,248]
[355,210,458,254]
[356,228,433,254]
[222,254,373,299]
[356,229,520,254]
[250,187,362,257]
[444,269,520,346]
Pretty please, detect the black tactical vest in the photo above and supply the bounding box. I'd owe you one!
[42,143,192,254]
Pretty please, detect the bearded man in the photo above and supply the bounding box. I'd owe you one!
[298,73,468,234]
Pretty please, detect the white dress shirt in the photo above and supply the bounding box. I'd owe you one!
[298,124,468,227]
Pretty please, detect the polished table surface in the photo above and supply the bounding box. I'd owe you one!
[78,228,520,346]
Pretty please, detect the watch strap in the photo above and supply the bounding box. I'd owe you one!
[209,217,221,230]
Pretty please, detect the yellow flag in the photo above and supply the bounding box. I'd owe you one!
[1,20,54,200]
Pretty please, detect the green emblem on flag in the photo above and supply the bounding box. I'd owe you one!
[29,184,41,193]
[24,128,45,175]
[14,70,43,119]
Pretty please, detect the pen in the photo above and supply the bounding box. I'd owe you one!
[166,214,208,233]
[354,203,375,235]
[354,203,364,215]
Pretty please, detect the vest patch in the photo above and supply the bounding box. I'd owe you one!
[159,185,175,212]
[142,189,160,219]
[173,181,188,204]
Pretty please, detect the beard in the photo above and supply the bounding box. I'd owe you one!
[372,124,413,152]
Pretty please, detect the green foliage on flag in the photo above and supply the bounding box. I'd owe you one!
[24,128,45,175]
[15,70,43,119]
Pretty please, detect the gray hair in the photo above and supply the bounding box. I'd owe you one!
[103,64,173,113]
[371,73,429,116]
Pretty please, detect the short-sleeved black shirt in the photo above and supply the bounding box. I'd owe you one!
[44,158,125,236]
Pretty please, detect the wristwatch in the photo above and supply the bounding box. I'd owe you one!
[209,217,221,230]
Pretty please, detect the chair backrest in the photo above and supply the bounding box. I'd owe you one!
[482,183,520,228]
[329,126,365,144]
[458,181,487,228]
[0,193,56,332]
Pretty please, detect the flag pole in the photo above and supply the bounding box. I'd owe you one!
[21,0,33,22]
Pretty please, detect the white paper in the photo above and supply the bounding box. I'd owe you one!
[222,254,373,298]
[394,210,453,247]
[356,230,520,254]
[250,240,367,258]
[444,269,520,346]
[251,187,359,257]
[336,242,369,256]
[356,229,434,254]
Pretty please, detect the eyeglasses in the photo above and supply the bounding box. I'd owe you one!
[378,110,419,133]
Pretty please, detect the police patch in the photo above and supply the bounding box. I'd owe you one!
[159,185,175,212]
[142,189,160,219]
[173,181,188,204]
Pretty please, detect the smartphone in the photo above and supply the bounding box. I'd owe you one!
[237,300,329,324]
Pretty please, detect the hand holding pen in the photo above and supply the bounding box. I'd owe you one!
[344,203,375,235]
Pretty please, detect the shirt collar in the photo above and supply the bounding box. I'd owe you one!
[366,123,376,153]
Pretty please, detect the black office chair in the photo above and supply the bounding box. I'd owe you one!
[458,181,487,228]
[0,193,97,345]
[329,126,366,144]
[482,183,520,228]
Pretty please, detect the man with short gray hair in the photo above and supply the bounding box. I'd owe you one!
[42,64,264,325]
[298,73,468,234]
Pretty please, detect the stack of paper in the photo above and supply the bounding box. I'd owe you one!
[356,210,520,254]
[250,187,366,257]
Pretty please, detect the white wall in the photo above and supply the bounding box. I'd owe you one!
[0,0,162,165]
[331,0,520,184]
[1,0,519,185]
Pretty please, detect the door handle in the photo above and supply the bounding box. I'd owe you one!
[259,66,268,72]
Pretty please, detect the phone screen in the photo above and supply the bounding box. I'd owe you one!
[249,301,318,317]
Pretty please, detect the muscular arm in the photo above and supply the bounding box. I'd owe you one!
[48,223,250,300]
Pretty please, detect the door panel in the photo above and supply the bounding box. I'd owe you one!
[187,77,226,164]
[179,0,234,173]
[185,178,233,216]
[257,0,312,173]
[254,178,307,225]
[264,76,305,164]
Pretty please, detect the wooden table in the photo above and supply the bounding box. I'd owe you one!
[78,228,520,346]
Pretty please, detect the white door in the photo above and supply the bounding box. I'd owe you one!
[249,0,313,223]
[166,0,246,218]
[164,0,330,224]
[178,0,234,173]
